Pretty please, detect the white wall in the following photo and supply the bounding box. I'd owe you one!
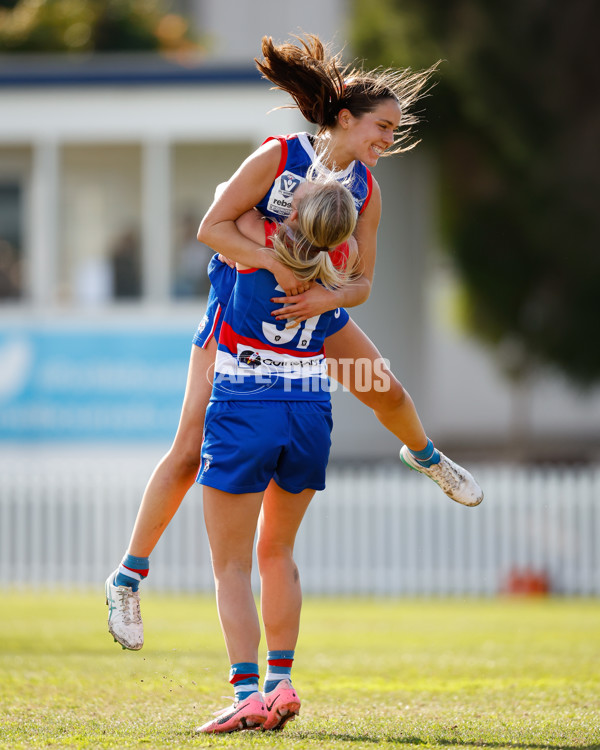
[0,85,299,143]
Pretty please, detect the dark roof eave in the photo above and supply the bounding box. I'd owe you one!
[0,52,265,87]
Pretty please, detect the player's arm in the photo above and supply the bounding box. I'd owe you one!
[270,178,381,323]
[198,141,310,296]
[232,210,268,270]
[334,177,380,306]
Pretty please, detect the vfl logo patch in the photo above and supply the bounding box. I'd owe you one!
[266,172,304,217]
[282,174,300,192]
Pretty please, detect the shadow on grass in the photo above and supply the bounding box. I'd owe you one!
[293,730,598,750]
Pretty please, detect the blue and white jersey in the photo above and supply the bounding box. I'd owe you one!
[212,258,339,402]
[255,132,373,220]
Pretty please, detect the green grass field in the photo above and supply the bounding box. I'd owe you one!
[1,593,599,749]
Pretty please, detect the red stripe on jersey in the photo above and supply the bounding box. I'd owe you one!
[328,241,350,270]
[262,135,289,178]
[235,222,277,273]
[264,220,277,248]
[219,320,324,359]
[359,168,373,214]
[201,303,221,349]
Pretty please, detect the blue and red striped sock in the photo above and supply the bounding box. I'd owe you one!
[114,554,149,592]
[230,662,259,702]
[263,650,294,693]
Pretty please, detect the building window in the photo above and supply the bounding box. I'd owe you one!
[0,140,257,309]
[60,144,142,306]
[0,182,23,302]
[171,141,251,300]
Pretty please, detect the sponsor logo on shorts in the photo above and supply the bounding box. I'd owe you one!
[202,453,213,472]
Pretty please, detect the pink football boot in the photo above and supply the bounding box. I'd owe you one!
[196,692,267,734]
[262,679,301,731]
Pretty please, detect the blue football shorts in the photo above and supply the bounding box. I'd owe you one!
[192,256,350,349]
[196,400,333,494]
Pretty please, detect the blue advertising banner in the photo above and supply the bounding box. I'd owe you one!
[0,324,193,441]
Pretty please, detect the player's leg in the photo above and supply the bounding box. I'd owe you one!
[204,486,263,665]
[257,483,314,651]
[325,319,483,506]
[256,401,331,730]
[196,400,292,733]
[106,338,216,650]
[126,339,216,556]
[197,486,268,734]
[325,318,427,448]
[256,482,312,731]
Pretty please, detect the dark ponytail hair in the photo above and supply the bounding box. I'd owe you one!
[255,34,344,128]
[255,33,438,154]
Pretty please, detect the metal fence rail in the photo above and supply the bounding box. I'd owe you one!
[1,452,598,595]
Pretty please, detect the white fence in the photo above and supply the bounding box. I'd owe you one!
[1,450,599,595]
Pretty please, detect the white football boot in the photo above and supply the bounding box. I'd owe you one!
[400,446,483,507]
[105,570,144,650]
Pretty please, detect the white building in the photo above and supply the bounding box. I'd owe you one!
[1,1,599,463]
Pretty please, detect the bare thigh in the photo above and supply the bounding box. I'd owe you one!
[169,338,217,462]
[257,482,315,556]
[203,486,264,568]
[325,318,403,405]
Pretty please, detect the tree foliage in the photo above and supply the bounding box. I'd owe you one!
[352,0,600,384]
[0,0,198,53]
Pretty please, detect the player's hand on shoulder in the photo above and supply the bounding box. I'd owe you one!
[271,284,338,324]
[271,260,312,297]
